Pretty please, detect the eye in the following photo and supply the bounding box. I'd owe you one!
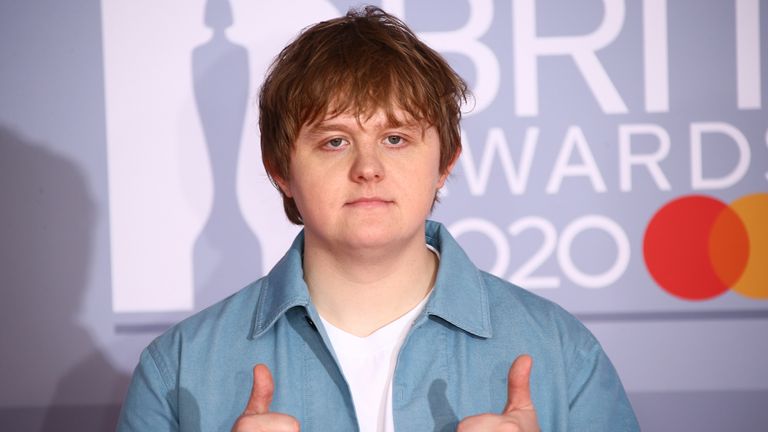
[385,135,404,146]
[325,137,347,149]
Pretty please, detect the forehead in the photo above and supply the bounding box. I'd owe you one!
[299,104,430,138]
[313,107,421,128]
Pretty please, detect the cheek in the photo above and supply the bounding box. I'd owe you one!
[430,161,446,189]
[287,160,322,197]
[290,174,343,214]
[411,168,444,206]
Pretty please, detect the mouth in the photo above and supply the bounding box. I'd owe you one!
[345,197,394,208]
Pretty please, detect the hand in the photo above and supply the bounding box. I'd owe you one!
[456,355,540,432]
[231,364,301,432]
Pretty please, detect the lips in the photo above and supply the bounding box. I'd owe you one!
[345,197,393,207]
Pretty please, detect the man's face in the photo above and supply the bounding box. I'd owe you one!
[276,108,454,253]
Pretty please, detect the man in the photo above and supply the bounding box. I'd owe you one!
[118,6,639,431]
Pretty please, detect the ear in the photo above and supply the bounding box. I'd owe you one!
[272,174,293,198]
[437,147,461,189]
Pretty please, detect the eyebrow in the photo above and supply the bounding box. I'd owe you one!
[304,122,351,134]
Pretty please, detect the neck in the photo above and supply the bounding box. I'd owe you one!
[303,234,438,337]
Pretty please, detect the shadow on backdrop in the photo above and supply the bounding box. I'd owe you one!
[0,126,128,430]
[192,0,262,311]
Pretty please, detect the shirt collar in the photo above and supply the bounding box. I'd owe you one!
[423,220,492,338]
[250,220,492,339]
[250,231,311,339]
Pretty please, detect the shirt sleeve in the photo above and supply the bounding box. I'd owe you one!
[566,337,640,431]
[116,345,179,432]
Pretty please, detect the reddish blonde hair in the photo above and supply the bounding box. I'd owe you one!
[259,6,468,224]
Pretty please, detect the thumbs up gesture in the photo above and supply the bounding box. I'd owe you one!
[457,355,540,432]
[231,364,301,432]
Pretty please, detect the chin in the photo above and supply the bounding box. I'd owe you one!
[342,223,402,249]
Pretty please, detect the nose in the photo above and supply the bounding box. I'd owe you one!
[350,143,384,183]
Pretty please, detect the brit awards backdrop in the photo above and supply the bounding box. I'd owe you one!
[1,0,766,430]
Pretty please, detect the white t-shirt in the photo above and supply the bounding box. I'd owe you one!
[320,294,430,432]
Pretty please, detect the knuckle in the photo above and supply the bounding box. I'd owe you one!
[289,417,301,431]
[498,423,521,432]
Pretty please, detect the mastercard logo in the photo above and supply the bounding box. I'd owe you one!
[643,193,767,301]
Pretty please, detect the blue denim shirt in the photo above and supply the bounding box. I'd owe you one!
[117,221,639,431]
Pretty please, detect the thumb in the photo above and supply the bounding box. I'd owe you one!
[503,354,534,415]
[244,364,274,415]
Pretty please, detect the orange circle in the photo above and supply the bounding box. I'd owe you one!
[729,193,768,299]
[708,203,749,287]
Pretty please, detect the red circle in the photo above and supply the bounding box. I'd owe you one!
[643,196,748,300]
